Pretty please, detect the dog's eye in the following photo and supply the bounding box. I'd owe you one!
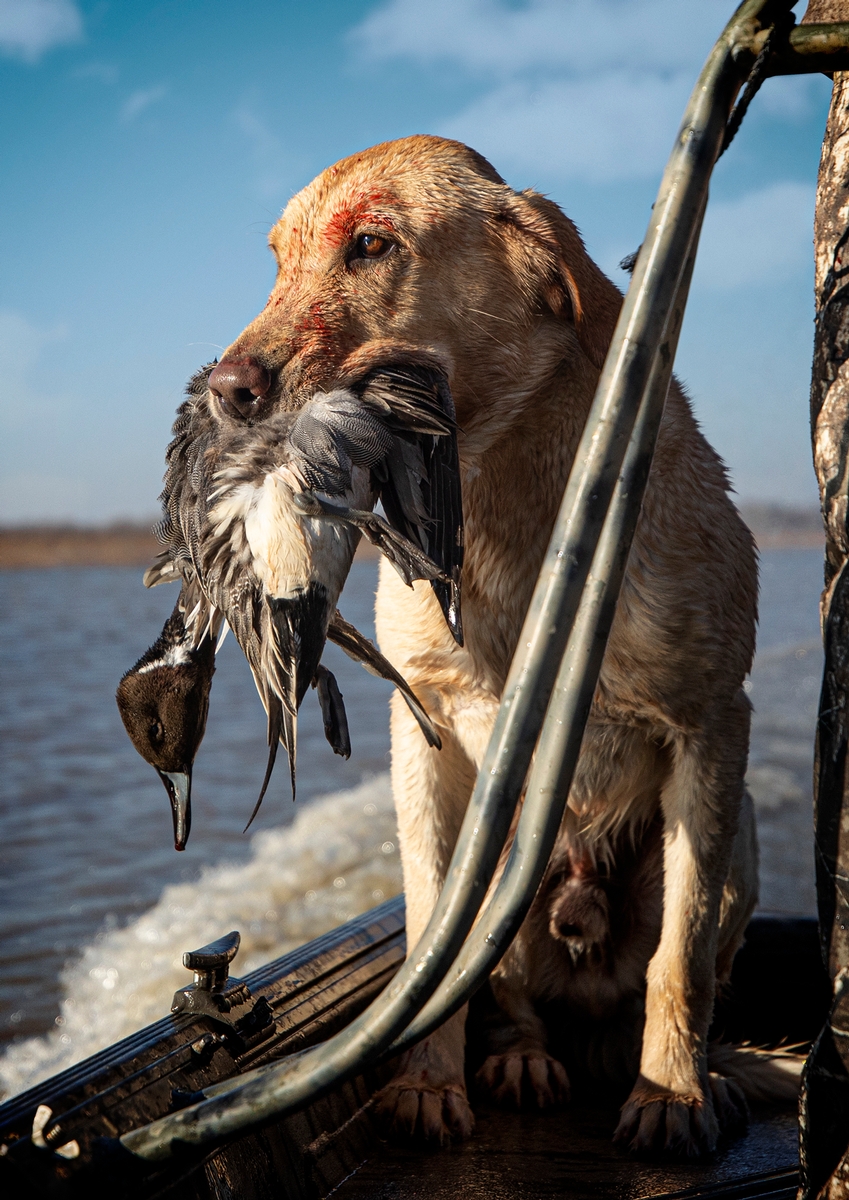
[352,233,394,261]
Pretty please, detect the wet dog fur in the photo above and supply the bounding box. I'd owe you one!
[207,135,765,1158]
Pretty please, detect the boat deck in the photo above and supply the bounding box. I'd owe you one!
[334,1103,799,1200]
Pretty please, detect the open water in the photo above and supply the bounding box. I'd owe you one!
[0,548,825,1100]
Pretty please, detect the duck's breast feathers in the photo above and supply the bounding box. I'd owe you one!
[208,467,358,603]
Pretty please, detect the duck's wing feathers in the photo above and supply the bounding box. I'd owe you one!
[161,367,221,567]
[145,364,220,589]
[359,366,464,646]
[291,491,446,588]
[288,391,393,494]
[288,370,463,644]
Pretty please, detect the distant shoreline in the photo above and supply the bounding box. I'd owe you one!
[0,524,160,569]
[0,524,383,570]
[738,504,824,551]
[0,506,824,570]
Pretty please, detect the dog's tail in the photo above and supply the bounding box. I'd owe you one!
[707,1042,805,1105]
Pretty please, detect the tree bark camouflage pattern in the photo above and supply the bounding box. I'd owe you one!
[801,5,849,1193]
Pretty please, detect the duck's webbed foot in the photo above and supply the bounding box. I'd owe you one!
[293,490,446,586]
[313,664,351,759]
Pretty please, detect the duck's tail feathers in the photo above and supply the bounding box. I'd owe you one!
[707,1042,805,1105]
[244,692,296,833]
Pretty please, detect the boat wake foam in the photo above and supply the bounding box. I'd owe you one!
[0,774,400,1101]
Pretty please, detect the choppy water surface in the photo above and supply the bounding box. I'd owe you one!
[0,548,824,1099]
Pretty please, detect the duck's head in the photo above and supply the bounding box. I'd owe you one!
[116,603,215,851]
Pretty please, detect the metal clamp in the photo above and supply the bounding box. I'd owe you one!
[171,931,272,1041]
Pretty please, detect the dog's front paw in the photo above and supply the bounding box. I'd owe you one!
[476,1050,570,1109]
[614,1076,719,1159]
[374,1078,474,1145]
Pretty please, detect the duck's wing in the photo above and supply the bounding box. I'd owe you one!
[146,365,221,587]
[288,371,464,644]
[287,389,458,596]
[358,365,464,646]
[288,390,394,494]
[327,610,441,750]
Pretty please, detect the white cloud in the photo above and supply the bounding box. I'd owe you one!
[230,102,293,201]
[756,72,827,120]
[121,84,168,122]
[0,310,67,432]
[694,181,814,290]
[0,0,82,62]
[353,0,729,76]
[0,309,65,384]
[233,103,283,162]
[352,0,823,185]
[442,71,691,185]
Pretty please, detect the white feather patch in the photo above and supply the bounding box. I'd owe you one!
[136,643,193,674]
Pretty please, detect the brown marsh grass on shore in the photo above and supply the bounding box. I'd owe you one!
[0,523,383,569]
[0,506,822,570]
[739,504,824,550]
[0,523,160,569]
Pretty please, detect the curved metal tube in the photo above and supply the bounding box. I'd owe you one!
[117,0,778,1164]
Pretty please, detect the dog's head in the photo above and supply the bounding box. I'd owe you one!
[207,136,621,437]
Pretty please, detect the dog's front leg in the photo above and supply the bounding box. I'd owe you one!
[615,698,751,1158]
[374,689,483,1144]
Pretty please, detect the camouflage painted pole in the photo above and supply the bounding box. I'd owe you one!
[801,4,849,1197]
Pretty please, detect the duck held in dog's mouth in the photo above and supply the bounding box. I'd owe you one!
[135,359,462,830]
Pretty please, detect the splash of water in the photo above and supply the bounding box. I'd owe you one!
[0,774,400,1101]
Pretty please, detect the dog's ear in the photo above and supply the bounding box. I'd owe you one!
[497,190,622,371]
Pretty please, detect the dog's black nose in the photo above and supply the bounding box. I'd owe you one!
[208,356,271,419]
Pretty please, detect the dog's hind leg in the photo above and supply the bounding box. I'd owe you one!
[373,688,481,1144]
[715,788,758,986]
[477,938,571,1109]
[614,691,752,1159]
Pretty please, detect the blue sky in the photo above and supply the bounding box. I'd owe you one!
[0,0,834,522]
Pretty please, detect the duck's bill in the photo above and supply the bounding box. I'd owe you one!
[157,769,192,851]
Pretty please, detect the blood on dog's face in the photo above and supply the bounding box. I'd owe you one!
[211,136,620,432]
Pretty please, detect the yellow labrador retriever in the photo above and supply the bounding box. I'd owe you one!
[205,135,759,1158]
